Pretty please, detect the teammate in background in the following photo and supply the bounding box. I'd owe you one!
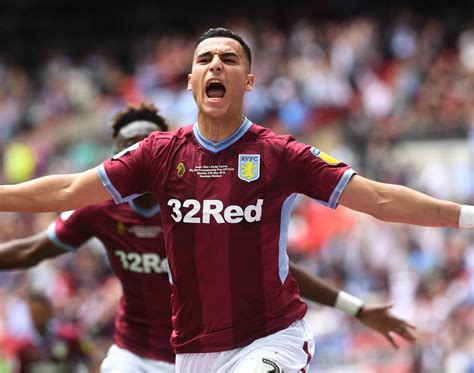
[1,104,176,373]
[0,26,468,371]
[7,293,90,373]
[0,103,416,371]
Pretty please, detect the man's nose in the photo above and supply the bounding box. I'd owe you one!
[209,55,222,72]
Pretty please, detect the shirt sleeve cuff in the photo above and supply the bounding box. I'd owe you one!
[96,164,141,204]
[47,221,77,252]
[327,168,356,209]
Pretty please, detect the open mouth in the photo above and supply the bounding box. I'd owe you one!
[206,81,226,99]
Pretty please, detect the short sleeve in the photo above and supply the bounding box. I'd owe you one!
[47,209,93,251]
[285,140,355,209]
[96,135,157,204]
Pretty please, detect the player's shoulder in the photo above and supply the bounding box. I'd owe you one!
[148,125,194,142]
[248,123,295,147]
[143,125,195,155]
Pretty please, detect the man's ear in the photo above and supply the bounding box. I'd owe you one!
[187,73,192,91]
[245,74,255,91]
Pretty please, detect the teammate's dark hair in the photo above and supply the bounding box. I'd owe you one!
[27,292,52,307]
[196,27,252,70]
[110,102,169,138]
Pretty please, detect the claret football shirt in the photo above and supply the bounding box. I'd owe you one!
[97,118,355,353]
[47,200,174,362]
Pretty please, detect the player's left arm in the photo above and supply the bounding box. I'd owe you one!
[289,262,416,348]
[338,175,465,228]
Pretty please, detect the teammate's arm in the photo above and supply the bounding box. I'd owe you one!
[339,175,461,227]
[289,262,416,348]
[0,231,65,269]
[0,168,111,212]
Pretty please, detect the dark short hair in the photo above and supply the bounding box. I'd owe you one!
[110,102,169,138]
[27,292,52,307]
[196,27,252,70]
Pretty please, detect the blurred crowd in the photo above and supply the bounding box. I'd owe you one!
[0,10,474,372]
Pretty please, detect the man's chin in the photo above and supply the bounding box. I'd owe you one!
[200,103,228,118]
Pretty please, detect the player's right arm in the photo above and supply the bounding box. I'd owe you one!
[0,168,111,212]
[0,231,65,269]
[0,133,159,213]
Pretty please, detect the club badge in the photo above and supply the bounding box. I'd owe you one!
[238,154,260,182]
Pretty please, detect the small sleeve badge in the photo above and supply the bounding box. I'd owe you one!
[310,146,340,165]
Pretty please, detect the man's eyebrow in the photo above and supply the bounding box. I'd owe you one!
[220,52,240,58]
[196,51,240,59]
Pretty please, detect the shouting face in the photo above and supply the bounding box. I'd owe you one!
[188,37,254,121]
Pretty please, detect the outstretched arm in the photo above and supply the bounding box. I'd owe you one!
[289,262,416,348]
[0,168,111,212]
[339,175,461,227]
[0,231,65,269]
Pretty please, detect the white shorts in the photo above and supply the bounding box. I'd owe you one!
[176,319,314,373]
[100,344,175,373]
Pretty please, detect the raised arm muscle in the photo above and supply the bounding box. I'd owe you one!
[0,168,111,212]
[339,175,461,227]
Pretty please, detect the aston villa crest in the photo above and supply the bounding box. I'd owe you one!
[238,154,260,182]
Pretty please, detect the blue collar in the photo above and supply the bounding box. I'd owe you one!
[193,117,252,153]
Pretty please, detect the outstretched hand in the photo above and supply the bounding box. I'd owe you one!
[357,302,417,349]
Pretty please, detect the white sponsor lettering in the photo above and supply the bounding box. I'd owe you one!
[202,200,224,223]
[114,250,168,274]
[167,198,263,224]
[183,199,200,223]
[127,225,162,238]
[243,200,263,222]
[223,205,244,223]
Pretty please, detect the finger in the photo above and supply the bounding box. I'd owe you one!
[395,321,417,332]
[402,321,417,330]
[399,327,417,342]
[384,332,399,349]
[390,317,417,330]
[394,324,417,342]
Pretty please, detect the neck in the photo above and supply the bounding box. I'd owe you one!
[197,112,243,142]
[132,193,158,209]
